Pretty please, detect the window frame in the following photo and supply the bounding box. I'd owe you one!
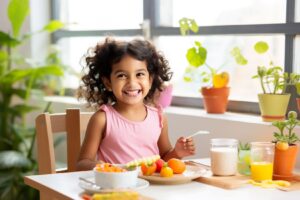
[51,0,300,114]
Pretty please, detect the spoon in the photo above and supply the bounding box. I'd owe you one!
[186,130,210,139]
[79,177,101,190]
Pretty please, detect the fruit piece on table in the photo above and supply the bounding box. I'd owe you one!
[155,159,165,173]
[160,165,174,177]
[92,191,139,200]
[248,179,290,189]
[95,163,126,172]
[273,180,291,187]
[275,141,289,150]
[141,162,157,176]
[126,155,160,169]
[212,72,229,88]
[167,158,186,174]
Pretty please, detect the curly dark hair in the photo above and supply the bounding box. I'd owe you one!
[78,37,173,107]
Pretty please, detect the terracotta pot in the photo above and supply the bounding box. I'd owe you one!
[273,144,298,181]
[201,87,229,114]
[258,93,290,122]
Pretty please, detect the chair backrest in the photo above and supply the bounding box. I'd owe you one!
[35,108,93,174]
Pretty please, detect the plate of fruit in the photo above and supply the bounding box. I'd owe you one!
[127,156,207,185]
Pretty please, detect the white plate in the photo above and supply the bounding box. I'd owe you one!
[79,177,149,193]
[139,165,207,184]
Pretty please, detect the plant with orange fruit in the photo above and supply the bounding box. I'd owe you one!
[272,110,300,180]
[179,18,246,113]
[179,18,247,89]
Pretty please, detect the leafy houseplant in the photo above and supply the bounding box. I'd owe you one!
[251,41,298,122]
[292,78,300,114]
[272,111,300,181]
[0,0,64,199]
[237,142,251,176]
[179,18,247,113]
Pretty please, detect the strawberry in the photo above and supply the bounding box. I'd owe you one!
[155,159,164,173]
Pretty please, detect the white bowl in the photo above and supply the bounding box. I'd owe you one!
[93,166,138,189]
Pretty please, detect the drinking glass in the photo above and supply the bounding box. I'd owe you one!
[210,138,238,176]
[250,142,275,181]
[238,149,251,176]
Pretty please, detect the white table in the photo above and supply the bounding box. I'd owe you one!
[24,159,300,200]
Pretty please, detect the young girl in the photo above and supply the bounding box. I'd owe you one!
[76,37,196,170]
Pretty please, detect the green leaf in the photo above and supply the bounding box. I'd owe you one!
[195,41,201,47]
[42,20,64,33]
[35,65,64,77]
[8,104,39,116]
[0,31,20,47]
[254,41,269,54]
[178,18,198,35]
[0,151,31,169]
[0,68,32,85]
[230,47,248,65]
[179,18,189,36]
[8,0,30,37]
[0,50,8,62]
[190,19,199,33]
[186,45,207,67]
[183,76,192,82]
[10,88,27,99]
[295,83,300,95]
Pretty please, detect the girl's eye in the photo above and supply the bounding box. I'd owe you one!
[137,72,146,77]
[116,74,126,79]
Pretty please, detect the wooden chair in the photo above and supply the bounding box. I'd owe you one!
[35,108,93,175]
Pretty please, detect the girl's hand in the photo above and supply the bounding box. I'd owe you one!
[174,137,196,158]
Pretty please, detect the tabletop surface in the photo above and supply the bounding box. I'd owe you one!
[24,159,300,200]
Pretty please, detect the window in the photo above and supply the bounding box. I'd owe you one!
[58,0,143,30]
[167,0,286,26]
[295,36,300,73]
[296,0,300,22]
[52,0,300,114]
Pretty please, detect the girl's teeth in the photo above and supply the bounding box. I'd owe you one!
[124,90,140,96]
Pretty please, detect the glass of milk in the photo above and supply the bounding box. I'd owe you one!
[210,138,238,176]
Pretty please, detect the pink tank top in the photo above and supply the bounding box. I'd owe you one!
[97,104,163,164]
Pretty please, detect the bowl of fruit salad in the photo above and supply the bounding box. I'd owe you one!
[93,163,138,189]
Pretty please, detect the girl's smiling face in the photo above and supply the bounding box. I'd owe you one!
[103,54,152,106]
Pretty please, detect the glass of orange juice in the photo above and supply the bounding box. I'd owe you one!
[250,142,274,181]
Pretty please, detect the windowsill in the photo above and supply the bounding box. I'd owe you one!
[165,106,269,126]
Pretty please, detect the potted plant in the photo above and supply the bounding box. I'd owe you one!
[237,142,251,176]
[179,18,247,113]
[293,80,300,114]
[252,41,297,122]
[0,0,64,199]
[272,110,300,181]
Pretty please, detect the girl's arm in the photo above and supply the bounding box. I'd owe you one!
[158,114,196,161]
[76,110,106,171]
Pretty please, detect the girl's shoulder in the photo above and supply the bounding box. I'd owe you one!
[145,104,162,112]
[145,104,165,128]
[90,105,108,121]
